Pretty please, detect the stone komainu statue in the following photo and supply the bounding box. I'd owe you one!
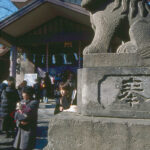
[82,0,150,57]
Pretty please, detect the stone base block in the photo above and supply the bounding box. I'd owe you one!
[77,67,150,118]
[83,53,150,67]
[44,112,150,150]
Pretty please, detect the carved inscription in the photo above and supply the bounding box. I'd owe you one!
[100,75,150,108]
[118,77,145,107]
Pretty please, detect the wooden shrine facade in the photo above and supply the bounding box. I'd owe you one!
[0,0,93,82]
[16,16,93,70]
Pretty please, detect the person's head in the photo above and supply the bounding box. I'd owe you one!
[22,87,33,100]
[2,80,8,85]
[22,80,27,86]
[18,80,27,88]
[7,76,15,88]
[59,82,70,96]
[68,71,74,80]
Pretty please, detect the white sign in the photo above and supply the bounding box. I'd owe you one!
[24,74,37,86]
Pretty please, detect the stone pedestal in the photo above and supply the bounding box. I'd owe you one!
[77,66,150,118]
[44,112,150,150]
[77,54,150,118]
[83,53,150,67]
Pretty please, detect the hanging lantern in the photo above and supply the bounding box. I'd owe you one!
[64,41,72,48]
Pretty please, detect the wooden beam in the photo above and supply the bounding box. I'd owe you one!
[46,43,49,72]
[0,31,17,45]
[0,46,9,56]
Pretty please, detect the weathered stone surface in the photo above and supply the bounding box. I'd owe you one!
[77,69,82,114]
[80,0,150,117]
[44,112,150,150]
[78,67,150,118]
[45,1,150,149]
[81,0,150,54]
[83,53,150,67]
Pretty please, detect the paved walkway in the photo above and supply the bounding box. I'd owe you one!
[0,99,55,150]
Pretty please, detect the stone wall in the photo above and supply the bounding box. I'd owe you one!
[44,112,150,150]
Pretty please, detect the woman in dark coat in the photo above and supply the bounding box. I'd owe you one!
[13,87,38,150]
[0,81,8,103]
[0,77,20,137]
[42,72,51,103]
[33,79,41,103]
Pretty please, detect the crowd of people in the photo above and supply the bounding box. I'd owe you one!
[0,70,77,150]
[17,72,52,104]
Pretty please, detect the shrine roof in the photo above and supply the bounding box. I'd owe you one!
[0,0,89,38]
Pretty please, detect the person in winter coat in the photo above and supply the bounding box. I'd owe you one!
[33,78,41,103]
[42,72,51,103]
[0,80,8,104]
[0,77,20,138]
[13,86,38,150]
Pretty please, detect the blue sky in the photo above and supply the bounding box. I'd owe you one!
[0,0,18,21]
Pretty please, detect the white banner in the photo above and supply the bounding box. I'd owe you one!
[24,74,37,86]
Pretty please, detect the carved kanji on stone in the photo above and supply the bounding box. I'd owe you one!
[118,77,144,107]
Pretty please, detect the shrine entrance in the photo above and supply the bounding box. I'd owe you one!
[0,0,93,85]
[16,16,93,79]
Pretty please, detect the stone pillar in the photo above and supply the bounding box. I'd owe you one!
[16,52,35,87]
[78,41,81,68]
[9,46,17,78]
[46,44,49,72]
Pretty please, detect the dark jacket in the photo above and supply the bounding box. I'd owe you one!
[0,83,7,103]
[13,99,38,150]
[54,96,70,115]
[42,76,51,97]
[0,86,19,118]
[18,85,28,100]
[0,86,20,131]
[33,83,41,100]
